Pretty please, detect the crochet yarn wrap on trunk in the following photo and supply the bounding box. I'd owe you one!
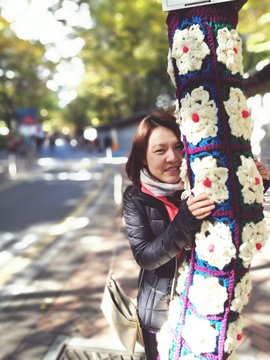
[157,3,268,360]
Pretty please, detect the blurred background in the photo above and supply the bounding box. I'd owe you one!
[0,1,269,359]
[0,0,269,162]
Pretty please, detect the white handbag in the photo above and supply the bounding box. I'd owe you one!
[101,273,144,355]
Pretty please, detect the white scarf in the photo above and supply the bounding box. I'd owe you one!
[140,168,184,197]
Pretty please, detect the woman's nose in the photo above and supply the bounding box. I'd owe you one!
[166,149,178,162]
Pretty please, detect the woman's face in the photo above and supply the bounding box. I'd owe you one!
[145,126,183,184]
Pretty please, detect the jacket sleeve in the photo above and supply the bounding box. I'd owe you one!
[123,187,201,271]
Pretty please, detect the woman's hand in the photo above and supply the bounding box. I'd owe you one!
[254,159,270,180]
[187,194,215,220]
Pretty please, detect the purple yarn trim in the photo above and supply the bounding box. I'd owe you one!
[234,220,241,249]
[184,143,251,156]
[166,11,180,48]
[185,143,225,154]
[212,210,234,218]
[193,263,233,277]
[172,246,196,360]
[180,338,220,360]
[217,268,237,359]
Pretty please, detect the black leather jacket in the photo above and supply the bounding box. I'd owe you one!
[123,185,201,332]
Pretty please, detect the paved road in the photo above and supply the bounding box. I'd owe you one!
[0,146,136,360]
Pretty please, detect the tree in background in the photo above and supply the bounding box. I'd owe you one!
[238,0,270,70]
[0,0,269,133]
[0,16,58,130]
[65,0,172,128]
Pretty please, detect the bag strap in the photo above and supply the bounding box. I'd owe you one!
[170,257,179,301]
[108,241,145,292]
[108,242,117,276]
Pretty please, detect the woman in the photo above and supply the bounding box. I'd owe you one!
[123,111,215,360]
[123,110,270,360]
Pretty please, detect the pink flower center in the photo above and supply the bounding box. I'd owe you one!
[237,333,242,341]
[255,177,261,185]
[233,47,238,54]
[203,178,212,188]
[256,243,262,251]
[242,110,250,118]
[182,46,189,53]
[191,113,200,122]
[208,244,215,253]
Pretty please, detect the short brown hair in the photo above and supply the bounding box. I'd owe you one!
[125,110,181,188]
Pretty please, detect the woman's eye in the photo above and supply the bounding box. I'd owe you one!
[155,149,164,154]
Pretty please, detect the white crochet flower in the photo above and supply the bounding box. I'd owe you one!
[180,86,218,145]
[157,321,174,360]
[176,262,190,295]
[173,100,181,126]
[236,156,264,204]
[168,297,183,327]
[224,316,244,354]
[224,88,252,140]
[239,220,268,268]
[180,158,190,191]
[167,48,177,87]
[216,27,243,75]
[227,353,238,360]
[231,272,252,312]
[189,274,227,315]
[195,221,236,270]
[182,315,219,355]
[157,298,183,360]
[172,24,210,75]
[191,156,229,203]
[181,355,199,360]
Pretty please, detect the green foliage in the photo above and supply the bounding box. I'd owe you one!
[1,1,270,132]
[66,0,173,128]
[0,16,58,129]
[239,0,270,70]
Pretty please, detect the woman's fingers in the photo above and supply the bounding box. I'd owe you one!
[187,194,215,219]
[191,205,215,218]
[195,211,212,220]
[187,193,208,206]
[187,194,214,210]
[254,159,270,180]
